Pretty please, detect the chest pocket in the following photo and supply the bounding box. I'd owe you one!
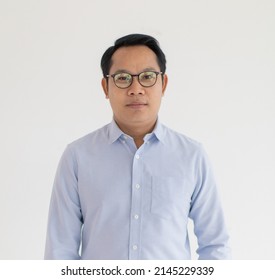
[151,176,191,220]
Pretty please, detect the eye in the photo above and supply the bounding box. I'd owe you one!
[140,72,156,80]
[115,73,131,82]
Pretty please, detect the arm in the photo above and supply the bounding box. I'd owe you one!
[44,145,83,259]
[189,145,231,259]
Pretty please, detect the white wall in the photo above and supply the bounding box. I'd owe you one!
[0,0,274,259]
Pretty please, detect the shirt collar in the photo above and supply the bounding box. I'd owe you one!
[145,118,166,144]
[108,119,124,144]
[107,118,166,145]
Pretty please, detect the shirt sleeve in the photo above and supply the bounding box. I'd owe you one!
[189,145,231,259]
[44,144,83,259]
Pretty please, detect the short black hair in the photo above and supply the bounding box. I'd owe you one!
[100,34,166,77]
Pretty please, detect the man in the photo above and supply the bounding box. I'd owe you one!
[45,34,231,259]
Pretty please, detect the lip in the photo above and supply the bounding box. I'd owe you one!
[126,102,148,109]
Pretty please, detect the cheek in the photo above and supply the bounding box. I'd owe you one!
[150,91,163,106]
[108,94,124,110]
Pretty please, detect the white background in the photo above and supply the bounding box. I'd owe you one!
[0,0,274,259]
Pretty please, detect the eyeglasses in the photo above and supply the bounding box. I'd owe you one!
[105,71,163,89]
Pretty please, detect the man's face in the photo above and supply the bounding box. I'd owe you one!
[102,45,168,129]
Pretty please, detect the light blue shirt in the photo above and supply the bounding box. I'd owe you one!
[45,119,231,260]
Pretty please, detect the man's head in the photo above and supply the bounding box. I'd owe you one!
[101,34,166,78]
[101,34,168,133]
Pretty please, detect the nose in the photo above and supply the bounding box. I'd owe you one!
[127,76,145,96]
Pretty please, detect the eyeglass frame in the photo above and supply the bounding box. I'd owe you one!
[105,71,163,89]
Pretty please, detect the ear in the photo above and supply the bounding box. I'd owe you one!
[161,74,168,96]
[101,78,109,99]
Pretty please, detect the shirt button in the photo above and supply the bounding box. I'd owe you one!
[135,154,140,159]
[135,184,140,189]
[134,214,139,220]
[132,245,138,250]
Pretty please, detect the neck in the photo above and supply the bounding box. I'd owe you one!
[114,118,157,148]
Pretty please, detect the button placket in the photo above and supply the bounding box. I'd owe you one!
[129,151,143,260]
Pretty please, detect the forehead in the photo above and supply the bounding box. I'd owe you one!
[110,45,159,72]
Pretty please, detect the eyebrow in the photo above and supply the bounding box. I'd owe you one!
[113,67,158,74]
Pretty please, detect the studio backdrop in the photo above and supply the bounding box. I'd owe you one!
[0,0,274,259]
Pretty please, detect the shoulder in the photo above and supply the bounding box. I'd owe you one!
[162,124,213,172]
[66,123,110,153]
[160,123,212,166]
[162,124,203,153]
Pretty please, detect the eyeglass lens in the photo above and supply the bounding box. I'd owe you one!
[114,71,158,88]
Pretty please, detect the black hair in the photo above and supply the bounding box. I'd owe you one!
[100,34,166,77]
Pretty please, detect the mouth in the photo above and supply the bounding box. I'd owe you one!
[126,102,148,109]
